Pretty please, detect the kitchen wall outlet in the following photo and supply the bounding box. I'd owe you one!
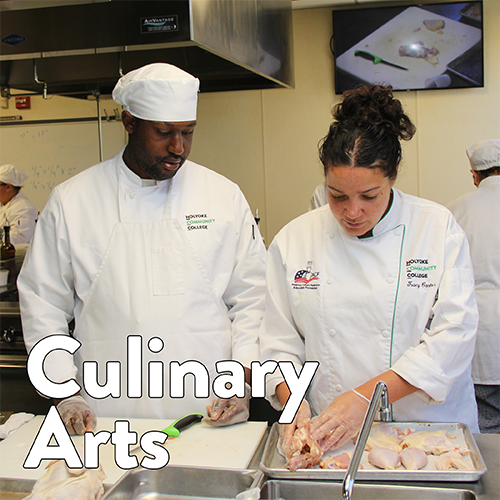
[0,98,8,109]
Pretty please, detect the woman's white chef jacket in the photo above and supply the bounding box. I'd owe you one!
[0,191,38,245]
[18,150,266,418]
[260,189,479,431]
[448,176,500,385]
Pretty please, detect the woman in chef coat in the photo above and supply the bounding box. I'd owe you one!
[260,84,479,455]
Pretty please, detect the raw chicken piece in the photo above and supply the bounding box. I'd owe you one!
[400,430,468,456]
[285,420,323,472]
[423,19,445,31]
[399,41,440,66]
[365,423,407,452]
[434,451,473,471]
[320,452,352,469]
[368,447,401,470]
[400,446,428,470]
[25,460,106,500]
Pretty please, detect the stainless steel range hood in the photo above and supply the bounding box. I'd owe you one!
[0,0,294,98]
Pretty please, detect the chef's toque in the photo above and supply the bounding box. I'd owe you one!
[112,63,199,122]
[0,164,29,186]
[467,139,500,171]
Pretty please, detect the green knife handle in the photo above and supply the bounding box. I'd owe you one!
[354,50,383,65]
[161,413,204,437]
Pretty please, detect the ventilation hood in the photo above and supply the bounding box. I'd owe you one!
[0,0,294,98]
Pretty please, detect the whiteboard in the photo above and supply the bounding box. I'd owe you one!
[0,120,126,212]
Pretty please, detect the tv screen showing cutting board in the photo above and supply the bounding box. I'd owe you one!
[332,1,483,94]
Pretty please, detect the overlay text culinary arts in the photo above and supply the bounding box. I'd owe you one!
[23,335,318,469]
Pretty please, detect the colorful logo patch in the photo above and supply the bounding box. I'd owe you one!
[292,261,320,290]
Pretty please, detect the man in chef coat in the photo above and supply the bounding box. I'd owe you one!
[449,139,500,433]
[18,63,266,434]
[0,164,38,245]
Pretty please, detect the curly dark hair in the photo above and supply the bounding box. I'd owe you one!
[319,85,416,180]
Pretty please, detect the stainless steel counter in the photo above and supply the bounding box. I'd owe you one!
[1,431,498,499]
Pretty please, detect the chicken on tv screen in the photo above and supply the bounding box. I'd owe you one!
[332,2,483,94]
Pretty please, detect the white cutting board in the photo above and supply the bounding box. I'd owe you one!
[0,416,267,486]
[336,6,482,89]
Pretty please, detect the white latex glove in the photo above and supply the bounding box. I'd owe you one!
[0,412,34,439]
[57,395,97,435]
[25,459,106,500]
[277,399,311,459]
[309,390,369,451]
[203,383,250,427]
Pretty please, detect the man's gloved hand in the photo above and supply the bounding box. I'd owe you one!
[203,383,250,427]
[25,459,106,500]
[309,390,369,451]
[277,399,311,459]
[56,395,97,435]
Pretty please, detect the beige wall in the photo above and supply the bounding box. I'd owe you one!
[1,2,499,244]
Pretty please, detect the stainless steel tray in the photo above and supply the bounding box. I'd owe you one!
[259,422,487,482]
[260,479,477,499]
[101,465,263,500]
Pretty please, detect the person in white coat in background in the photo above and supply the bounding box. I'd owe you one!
[19,63,266,434]
[308,181,328,211]
[259,85,479,467]
[0,164,38,245]
[448,139,500,434]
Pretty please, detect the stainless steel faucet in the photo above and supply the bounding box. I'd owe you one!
[342,381,392,500]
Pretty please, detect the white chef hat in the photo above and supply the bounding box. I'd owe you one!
[0,164,28,186]
[112,63,199,122]
[466,139,500,171]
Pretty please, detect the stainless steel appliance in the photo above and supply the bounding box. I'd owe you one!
[0,0,294,97]
[0,256,52,414]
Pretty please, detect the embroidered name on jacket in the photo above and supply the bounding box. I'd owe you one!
[405,258,437,289]
[185,214,216,231]
[292,261,320,290]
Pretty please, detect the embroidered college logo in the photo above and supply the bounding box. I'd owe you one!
[185,214,215,231]
[405,258,438,289]
[292,261,320,290]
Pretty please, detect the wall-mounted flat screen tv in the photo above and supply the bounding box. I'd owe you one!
[332,2,483,94]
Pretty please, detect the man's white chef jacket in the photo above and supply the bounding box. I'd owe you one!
[19,151,266,416]
[449,176,500,385]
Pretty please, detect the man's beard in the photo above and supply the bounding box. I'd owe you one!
[129,143,185,181]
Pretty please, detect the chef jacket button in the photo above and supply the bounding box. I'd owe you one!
[327,278,334,285]
[386,276,394,284]
[382,330,390,338]
[335,384,342,392]
[129,192,135,199]
[329,329,336,337]
[394,227,402,236]
[329,233,335,239]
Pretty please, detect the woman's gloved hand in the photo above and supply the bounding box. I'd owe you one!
[309,390,369,451]
[56,395,97,435]
[203,383,250,427]
[277,399,311,459]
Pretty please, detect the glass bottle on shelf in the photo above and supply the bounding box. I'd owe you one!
[1,225,16,260]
